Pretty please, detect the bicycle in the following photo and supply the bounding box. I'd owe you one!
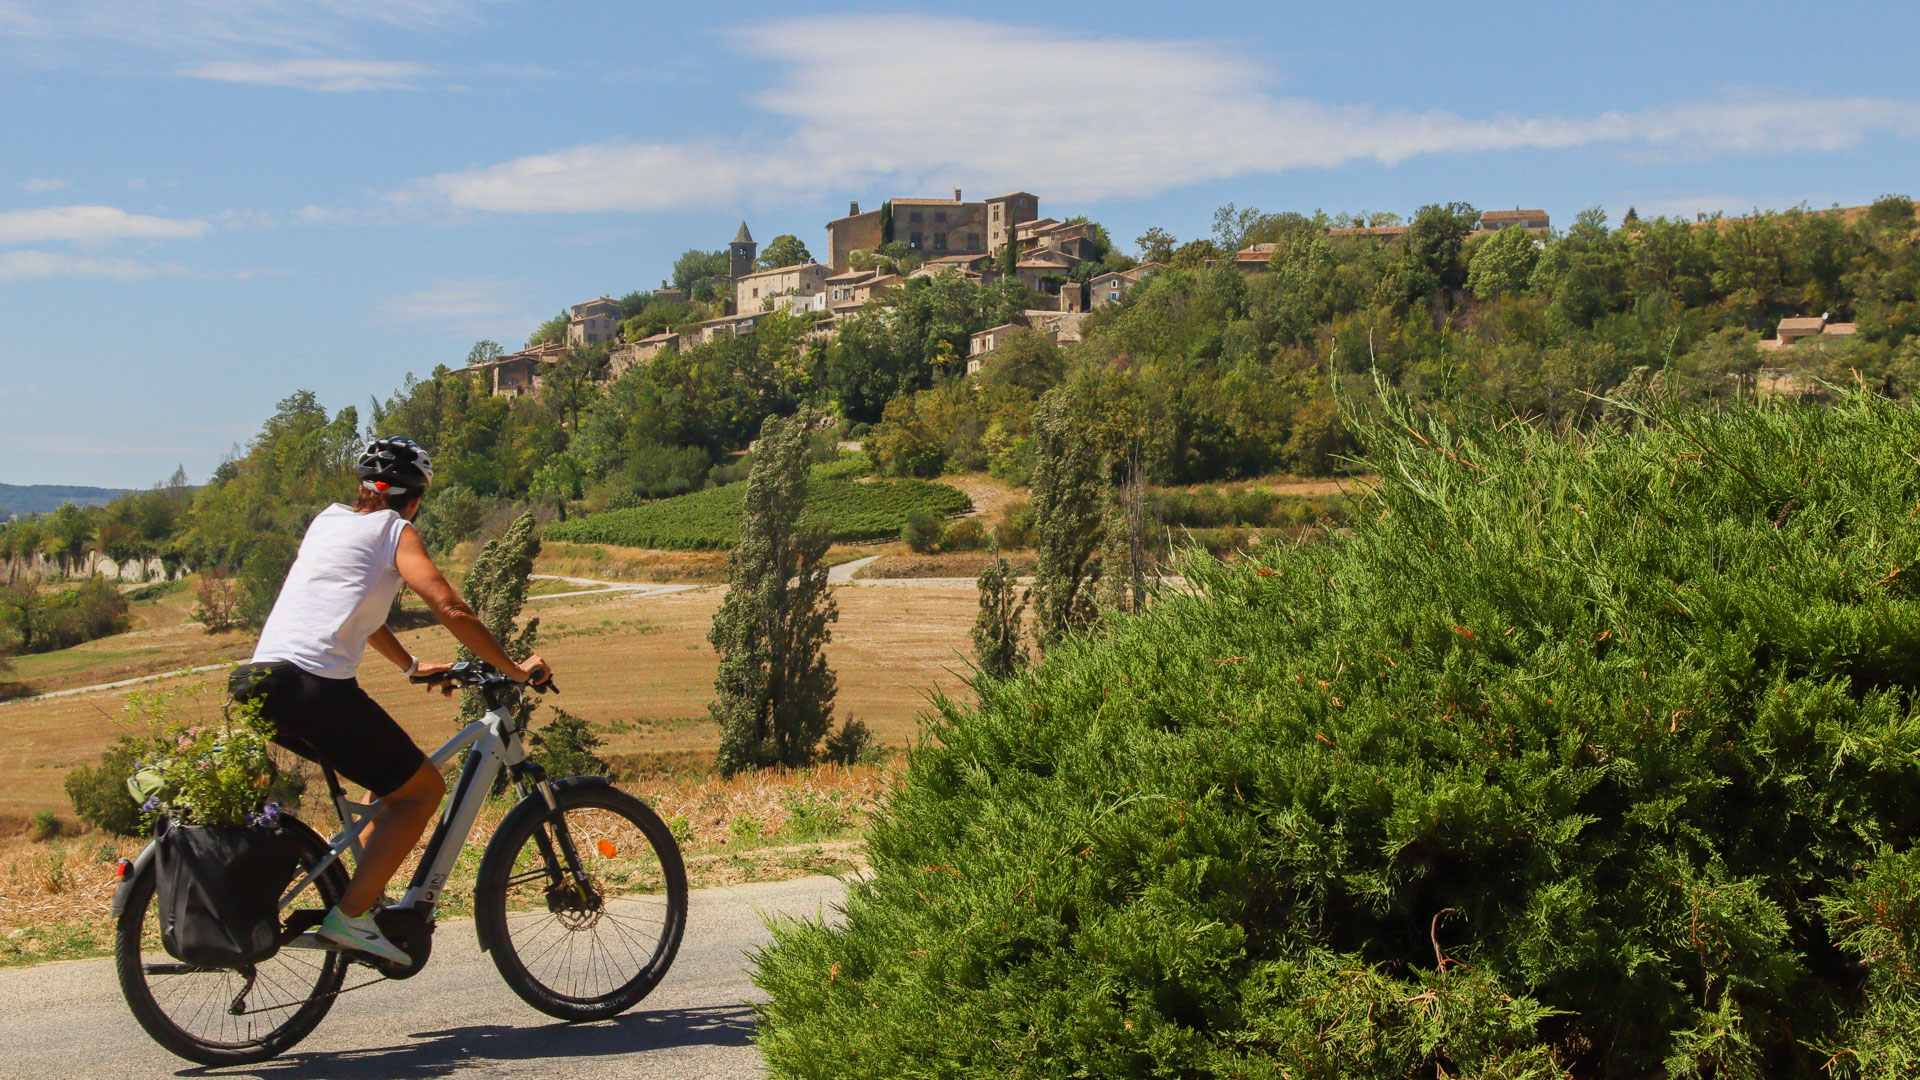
[109,660,689,1066]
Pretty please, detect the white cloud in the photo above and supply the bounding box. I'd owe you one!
[0,0,487,52]
[0,205,209,243]
[379,279,530,337]
[19,177,67,193]
[0,250,174,281]
[411,15,1920,214]
[181,57,434,91]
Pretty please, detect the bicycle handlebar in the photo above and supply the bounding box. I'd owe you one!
[410,659,559,695]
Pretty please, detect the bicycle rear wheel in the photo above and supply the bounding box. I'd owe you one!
[475,781,687,1020]
[115,821,349,1066]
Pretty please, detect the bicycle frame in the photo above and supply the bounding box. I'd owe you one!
[278,692,535,914]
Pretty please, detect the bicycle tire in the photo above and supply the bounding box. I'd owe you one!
[115,819,350,1066]
[475,781,688,1021]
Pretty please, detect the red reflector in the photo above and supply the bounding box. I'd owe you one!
[114,858,131,881]
[374,481,390,492]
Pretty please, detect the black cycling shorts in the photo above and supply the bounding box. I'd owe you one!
[229,661,428,798]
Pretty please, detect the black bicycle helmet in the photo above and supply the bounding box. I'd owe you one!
[356,436,434,496]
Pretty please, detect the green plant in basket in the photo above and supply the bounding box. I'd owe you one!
[122,677,293,829]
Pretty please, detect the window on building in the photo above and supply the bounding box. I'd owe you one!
[910,231,923,248]
[968,233,980,249]
[934,233,947,250]
[910,211,923,223]
[934,211,947,223]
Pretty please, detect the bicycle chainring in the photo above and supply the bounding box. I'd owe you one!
[371,905,435,979]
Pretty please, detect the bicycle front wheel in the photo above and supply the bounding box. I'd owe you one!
[115,821,349,1066]
[475,782,687,1021]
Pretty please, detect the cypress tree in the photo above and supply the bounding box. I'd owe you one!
[1094,459,1147,615]
[971,542,1027,679]
[1028,393,1104,651]
[710,411,839,776]
[455,510,541,726]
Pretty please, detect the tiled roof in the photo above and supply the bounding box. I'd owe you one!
[1481,209,1548,223]
[737,261,826,280]
[1777,317,1827,332]
[733,221,753,243]
[1825,322,1859,336]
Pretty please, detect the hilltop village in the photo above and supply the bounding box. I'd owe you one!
[460,192,1560,395]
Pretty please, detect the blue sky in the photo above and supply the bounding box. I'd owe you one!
[5,0,1920,488]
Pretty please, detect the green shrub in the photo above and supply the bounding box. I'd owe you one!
[753,396,1920,1078]
[532,709,610,778]
[940,517,988,551]
[547,479,970,551]
[823,718,876,766]
[64,734,152,837]
[783,789,856,841]
[29,810,58,842]
[900,509,943,554]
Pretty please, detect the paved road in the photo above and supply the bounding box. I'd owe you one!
[0,875,846,1079]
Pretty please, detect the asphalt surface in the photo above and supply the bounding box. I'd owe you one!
[0,875,847,1079]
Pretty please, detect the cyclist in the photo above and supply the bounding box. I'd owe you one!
[229,436,551,966]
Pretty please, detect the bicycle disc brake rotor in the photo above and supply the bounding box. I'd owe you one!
[544,876,604,931]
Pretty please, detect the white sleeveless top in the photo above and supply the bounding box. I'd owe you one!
[252,505,412,680]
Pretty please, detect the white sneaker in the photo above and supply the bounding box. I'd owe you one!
[315,906,411,967]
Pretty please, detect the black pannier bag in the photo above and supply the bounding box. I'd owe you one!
[152,819,307,968]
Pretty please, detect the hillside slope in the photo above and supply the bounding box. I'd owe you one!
[0,484,131,517]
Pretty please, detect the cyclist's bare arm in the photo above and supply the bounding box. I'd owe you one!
[393,528,550,684]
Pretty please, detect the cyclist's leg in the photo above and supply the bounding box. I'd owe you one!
[266,669,443,916]
[339,759,443,916]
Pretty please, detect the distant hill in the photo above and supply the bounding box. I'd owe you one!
[0,483,132,518]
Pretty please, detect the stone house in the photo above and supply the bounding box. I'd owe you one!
[1477,209,1551,234]
[1326,225,1410,242]
[1763,314,1858,349]
[1026,220,1102,262]
[1014,248,1078,292]
[824,191,1041,270]
[735,261,830,315]
[1087,262,1162,308]
[1234,243,1279,272]
[967,322,1023,375]
[1023,309,1090,343]
[651,280,687,304]
[610,331,680,377]
[986,191,1038,253]
[691,312,769,344]
[825,269,901,316]
[474,340,566,399]
[567,296,622,348]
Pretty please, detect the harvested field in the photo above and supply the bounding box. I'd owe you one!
[0,580,978,820]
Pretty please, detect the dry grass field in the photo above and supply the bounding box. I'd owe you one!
[0,575,979,823]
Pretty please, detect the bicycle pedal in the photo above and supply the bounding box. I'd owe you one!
[284,931,328,951]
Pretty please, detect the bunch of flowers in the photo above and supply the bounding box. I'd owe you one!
[122,678,298,829]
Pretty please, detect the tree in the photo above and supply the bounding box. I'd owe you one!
[528,311,568,347]
[466,340,504,368]
[531,709,609,778]
[1028,393,1106,651]
[1136,227,1177,263]
[1467,225,1541,300]
[1401,201,1479,304]
[456,511,542,725]
[673,248,731,295]
[1095,462,1147,615]
[971,543,1028,679]
[710,410,840,776]
[545,344,608,433]
[757,235,814,270]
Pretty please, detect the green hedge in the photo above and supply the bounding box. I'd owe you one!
[753,397,1920,1078]
[547,478,969,550]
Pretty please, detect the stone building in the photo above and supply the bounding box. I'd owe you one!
[1326,225,1410,241]
[825,269,901,316]
[567,296,622,347]
[967,322,1022,375]
[473,340,566,399]
[1476,209,1551,234]
[728,222,758,283]
[610,331,680,377]
[734,262,831,315]
[1014,247,1077,292]
[1087,262,1162,308]
[823,190,1041,269]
